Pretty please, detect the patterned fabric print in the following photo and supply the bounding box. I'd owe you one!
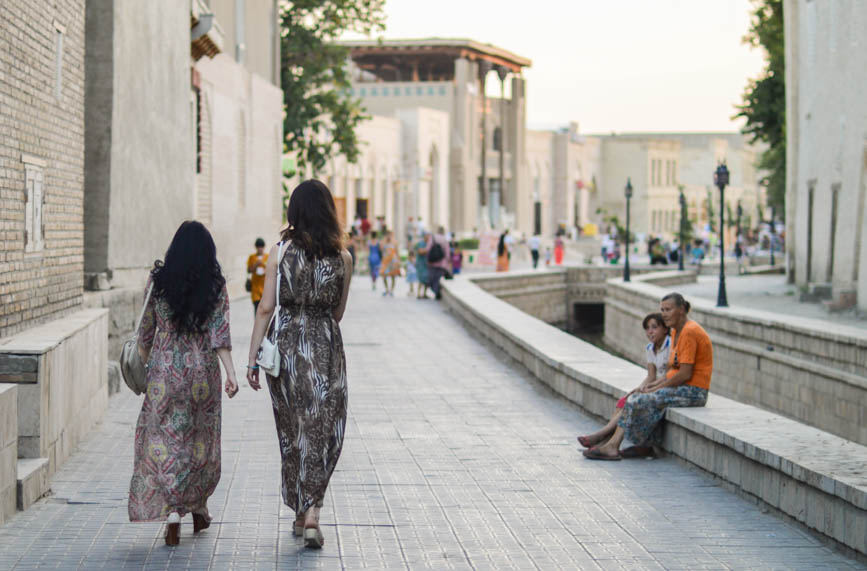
[128,280,231,522]
[414,240,429,285]
[267,242,347,515]
[617,385,707,446]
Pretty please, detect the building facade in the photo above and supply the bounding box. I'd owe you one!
[0,0,86,337]
[339,39,531,236]
[596,133,764,244]
[785,0,867,311]
[83,0,283,298]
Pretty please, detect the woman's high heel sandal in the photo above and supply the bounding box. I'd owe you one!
[192,512,211,533]
[293,514,305,537]
[165,512,181,546]
[304,526,324,549]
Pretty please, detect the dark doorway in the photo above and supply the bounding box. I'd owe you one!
[356,198,369,219]
[572,303,605,335]
[534,201,542,235]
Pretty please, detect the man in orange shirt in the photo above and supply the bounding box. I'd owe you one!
[247,238,268,315]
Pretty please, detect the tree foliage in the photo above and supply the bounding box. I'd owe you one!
[279,1,386,176]
[735,0,785,214]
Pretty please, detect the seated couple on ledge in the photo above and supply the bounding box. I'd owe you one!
[578,292,713,460]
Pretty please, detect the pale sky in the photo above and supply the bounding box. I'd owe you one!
[343,0,767,134]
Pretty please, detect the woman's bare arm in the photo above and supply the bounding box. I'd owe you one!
[333,249,353,323]
[216,347,238,398]
[246,244,280,391]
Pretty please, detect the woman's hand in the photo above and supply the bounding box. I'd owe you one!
[225,373,239,398]
[246,365,261,391]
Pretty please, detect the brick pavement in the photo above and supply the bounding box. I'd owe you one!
[0,280,863,570]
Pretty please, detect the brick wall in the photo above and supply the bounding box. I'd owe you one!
[0,1,85,337]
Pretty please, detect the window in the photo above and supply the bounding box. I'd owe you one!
[371,87,378,96]
[235,0,246,63]
[438,86,447,96]
[672,160,677,185]
[651,160,657,186]
[405,87,412,95]
[652,211,658,231]
[382,87,389,96]
[416,86,423,95]
[492,127,502,151]
[22,155,46,253]
[359,88,367,96]
[427,86,435,95]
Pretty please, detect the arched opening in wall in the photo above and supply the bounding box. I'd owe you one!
[571,303,605,341]
[429,145,440,226]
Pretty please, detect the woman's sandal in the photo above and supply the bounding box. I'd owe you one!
[577,435,594,448]
[621,446,655,459]
[304,526,324,548]
[165,512,181,546]
[192,512,211,533]
[293,513,305,537]
[582,447,622,461]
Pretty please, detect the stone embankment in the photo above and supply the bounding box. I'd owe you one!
[443,273,867,557]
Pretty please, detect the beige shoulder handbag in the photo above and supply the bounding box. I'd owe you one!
[119,282,154,395]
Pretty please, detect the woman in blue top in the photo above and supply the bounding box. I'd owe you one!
[367,232,382,290]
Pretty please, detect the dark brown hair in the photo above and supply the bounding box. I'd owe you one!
[642,312,668,330]
[281,179,344,259]
[661,292,691,313]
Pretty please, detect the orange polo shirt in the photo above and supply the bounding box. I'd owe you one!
[667,320,713,390]
[247,253,268,302]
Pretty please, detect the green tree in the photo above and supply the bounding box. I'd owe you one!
[280,1,386,176]
[736,0,785,214]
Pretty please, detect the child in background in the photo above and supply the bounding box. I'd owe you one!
[405,250,418,295]
[451,244,463,275]
[544,247,553,267]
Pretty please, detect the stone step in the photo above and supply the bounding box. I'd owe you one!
[16,458,49,511]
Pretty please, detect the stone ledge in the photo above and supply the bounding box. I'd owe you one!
[16,458,49,511]
[0,309,109,355]
[442,275,867,556]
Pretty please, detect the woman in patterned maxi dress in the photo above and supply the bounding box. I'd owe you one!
[247,179,352,549]
[129,221,239,546]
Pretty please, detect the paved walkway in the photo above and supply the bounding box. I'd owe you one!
[0,280,863,570]
[677,274,867,330]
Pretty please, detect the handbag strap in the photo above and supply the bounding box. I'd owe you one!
[266,241,285,333]
[135,282,154,333]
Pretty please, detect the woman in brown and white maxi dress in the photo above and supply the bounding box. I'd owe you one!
[246,179,352,549]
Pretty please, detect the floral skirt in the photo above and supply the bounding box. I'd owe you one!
[617,385,707,446]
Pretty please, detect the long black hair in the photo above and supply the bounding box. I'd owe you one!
[151,221,225,335]
[497,233,506,257]
[281,179,343,259]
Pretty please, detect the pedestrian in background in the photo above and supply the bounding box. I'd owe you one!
[379,231,401,297]
[528,234,541,269]
[246,179,352,549]
[554,235,565,265]
[451,242,464,275]
[367,231,382,290]
[427,226,451,300]
[496,232,510,272]
[247,237,268,314]
[406,250,419,295]
[414,232,431,299]
[129,221,239,546]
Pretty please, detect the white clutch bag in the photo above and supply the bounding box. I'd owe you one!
[256,241,284,377]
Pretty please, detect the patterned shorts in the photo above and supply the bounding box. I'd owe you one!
[617,385,708,446]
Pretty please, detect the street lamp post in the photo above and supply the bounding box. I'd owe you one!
[714,163,730,307]
[624,178,633,282]
[678,190,686,271]
[769,204,776,266]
